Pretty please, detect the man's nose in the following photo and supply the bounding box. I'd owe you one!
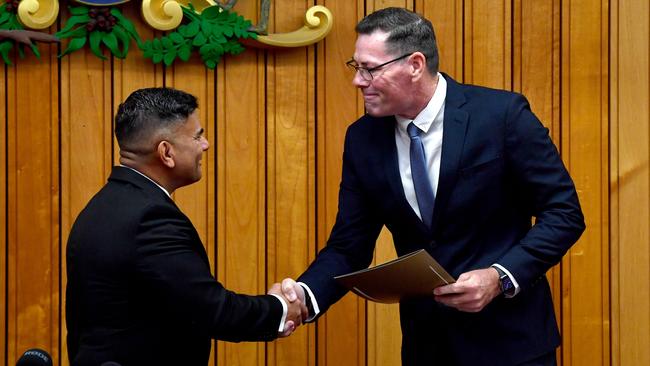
[351,71,370,87]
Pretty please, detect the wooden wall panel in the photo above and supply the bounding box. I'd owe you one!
[419,0,463,80]
[561,1,610,365]
[60,35,114,366]
[464,0,511,88]
[513,1,564,356]
[611,1,650,365]
[316,1,366,365]
[216,2,267,365]
[6,43,59,365]
[265,1,316,365]
[216,54,267,365]
[3,1,648,366]
[1,55,7,366]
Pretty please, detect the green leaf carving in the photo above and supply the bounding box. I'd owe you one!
[138,4,255,69]
[89,31,106,59]
[178,44,191,61]
[161,37,173,49]
[163,49,176,66]
[0,41,13,65]
[57,14,90,36]
[102,32,119,56]
[113,26,131,57]
[201,6,221,20]
[192,32,206,47]
[60,37,87,57]
[69,6,89,16]
[152,52,163,64]
[170,32,184,44]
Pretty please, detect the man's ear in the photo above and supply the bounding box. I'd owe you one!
[157,140,175,168]
[409,52,427,80]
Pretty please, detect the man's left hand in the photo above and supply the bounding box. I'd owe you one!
[433,267,502,312]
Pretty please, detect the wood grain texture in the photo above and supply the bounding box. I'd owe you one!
[315,0,367,365]
[610,1,650,365]
[6,40,59,365]
[1,47,6,366]
[561,1,610,365]
[60,28,114,366]
[215,2,267,365]
[464,0,511,88]
[0,2,645,365]
[512,3,564,360]
[418,0,463,80]
[265,1,316,365]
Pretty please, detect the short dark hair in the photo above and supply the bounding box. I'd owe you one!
[356,7,439,75]
[115,87,198,151]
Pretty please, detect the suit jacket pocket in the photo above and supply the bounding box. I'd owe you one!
[460,155,503,178]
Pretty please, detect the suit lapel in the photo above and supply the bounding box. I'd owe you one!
[431,75,469,232]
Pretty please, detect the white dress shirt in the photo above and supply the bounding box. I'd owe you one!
[394,73,447,220]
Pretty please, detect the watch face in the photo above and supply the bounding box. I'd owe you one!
[501,277,515,294]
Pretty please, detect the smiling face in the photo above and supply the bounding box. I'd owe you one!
[167,110,209,187]
[352,31,416,118]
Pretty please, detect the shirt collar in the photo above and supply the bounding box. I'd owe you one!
[395,72,447,134]
[120,165,171,197]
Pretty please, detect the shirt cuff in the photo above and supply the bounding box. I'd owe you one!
[298,282,320,322]
[268,293,288,332]
[492,263,521,298]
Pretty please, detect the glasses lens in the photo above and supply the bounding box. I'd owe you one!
[359,68,372,80]
[346,61,373,81]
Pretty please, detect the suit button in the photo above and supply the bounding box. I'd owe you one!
[429,240,437,248]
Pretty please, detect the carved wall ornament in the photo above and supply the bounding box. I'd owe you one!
[0,0,333,67]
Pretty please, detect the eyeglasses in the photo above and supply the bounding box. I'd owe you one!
[346,53,412,81]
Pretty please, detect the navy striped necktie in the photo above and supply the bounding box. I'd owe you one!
[407,122,435,228]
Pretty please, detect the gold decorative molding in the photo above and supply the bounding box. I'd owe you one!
[17,0,59,29]
[141,0,215,31]
[246,5,333,49]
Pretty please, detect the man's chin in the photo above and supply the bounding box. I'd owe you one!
[364,102,392,117]
[365,109,391,117]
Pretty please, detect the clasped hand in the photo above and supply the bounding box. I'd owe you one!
[267,280,308,337]
[432,267,502,312]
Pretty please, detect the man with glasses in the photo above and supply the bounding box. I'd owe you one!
[282,7,584,366]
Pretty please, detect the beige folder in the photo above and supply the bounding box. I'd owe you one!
[334,249,455,304]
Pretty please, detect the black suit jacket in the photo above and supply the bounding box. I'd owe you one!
[298,74,585,365]
[66,167,283,366]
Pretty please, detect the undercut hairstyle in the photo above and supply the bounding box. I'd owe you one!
[115,87,198,152]
[356,7,439,75]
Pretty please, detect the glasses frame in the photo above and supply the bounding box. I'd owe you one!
[346,53,412,81]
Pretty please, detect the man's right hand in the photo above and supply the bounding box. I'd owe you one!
[268,283,308,337]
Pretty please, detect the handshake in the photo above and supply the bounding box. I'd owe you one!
[267,278,309,338]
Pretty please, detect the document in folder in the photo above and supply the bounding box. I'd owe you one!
[334,249,455,304]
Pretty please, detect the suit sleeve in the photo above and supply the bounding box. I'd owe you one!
[499,94,585,289]
[298,127,384,316]
[134,203,283,342]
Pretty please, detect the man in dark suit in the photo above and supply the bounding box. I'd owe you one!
[282,7,585,366]
[66,88,306,366]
